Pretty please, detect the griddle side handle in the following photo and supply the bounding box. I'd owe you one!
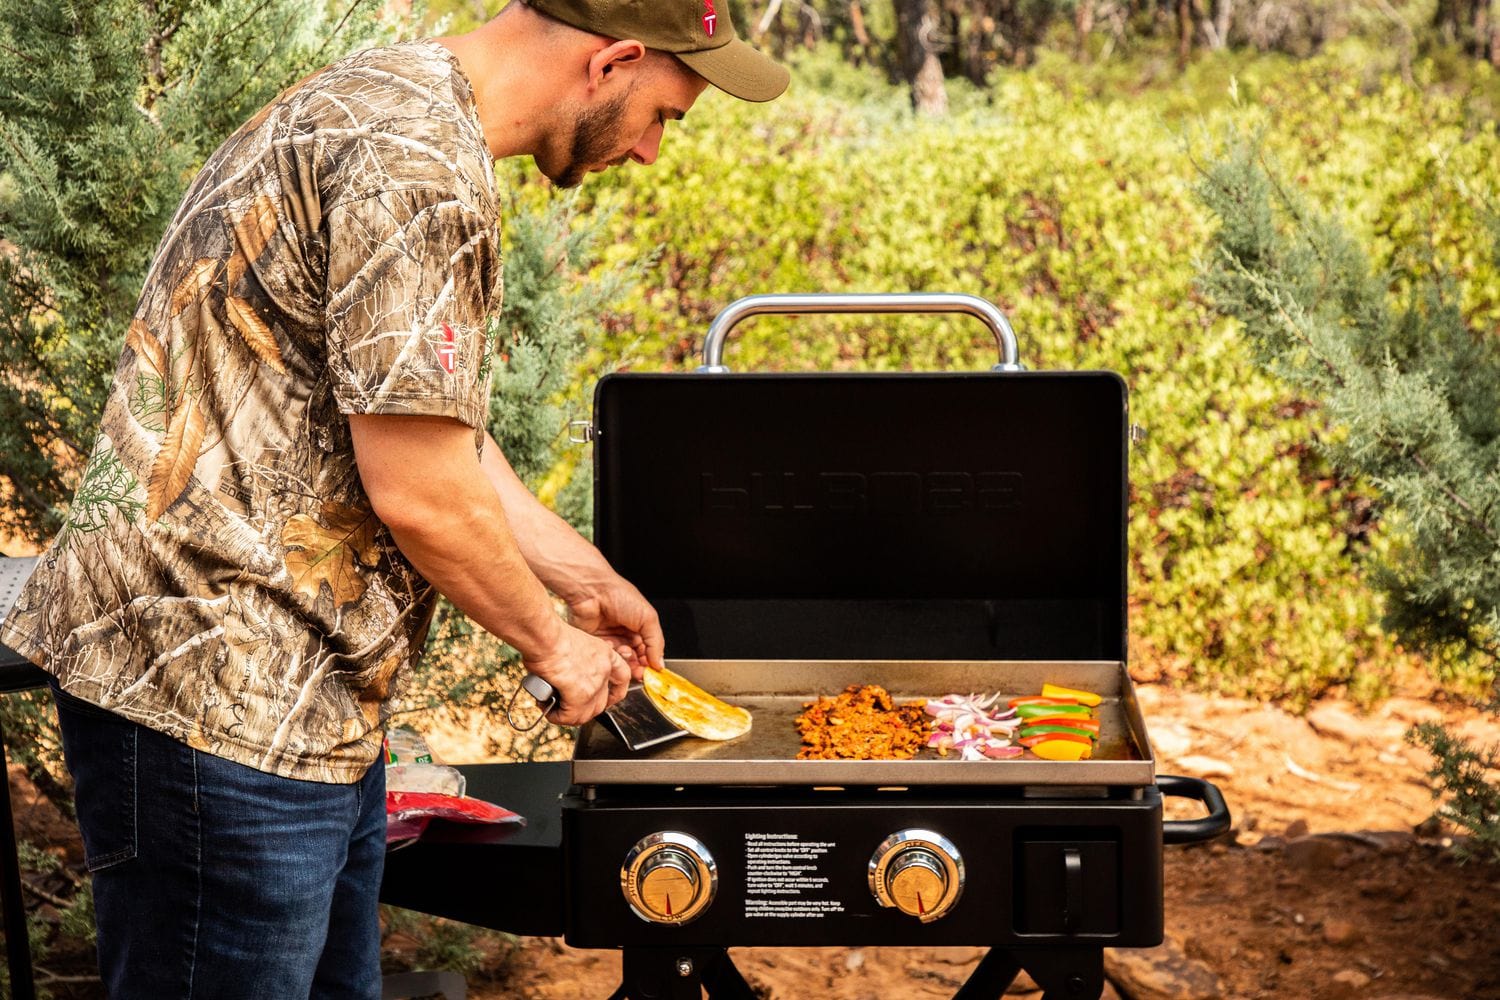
[1158,774,1232,845]
[697,293,1024,372]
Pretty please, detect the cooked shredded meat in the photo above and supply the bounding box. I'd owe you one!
[795,684,931,760]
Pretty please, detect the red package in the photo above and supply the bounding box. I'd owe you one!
[386,790,525,847]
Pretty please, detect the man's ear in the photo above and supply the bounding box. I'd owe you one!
[586,39,647,93]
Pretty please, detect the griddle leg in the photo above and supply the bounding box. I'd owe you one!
[611,947,757,1000]
[952,948,1022,999]
[1018,948,1105,1000]
[700,949,757,998]
[0,712,37,1000]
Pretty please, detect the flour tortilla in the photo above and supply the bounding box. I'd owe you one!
[642,667,752,741]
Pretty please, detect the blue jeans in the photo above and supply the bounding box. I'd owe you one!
[51,682,386,999]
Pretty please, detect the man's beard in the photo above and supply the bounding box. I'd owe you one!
[553,91,631,188]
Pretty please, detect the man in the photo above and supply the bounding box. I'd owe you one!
[0,1,788,996]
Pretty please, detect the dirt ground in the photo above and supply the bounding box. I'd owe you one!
[415,683,1500,1000]
[10,682,1498,999]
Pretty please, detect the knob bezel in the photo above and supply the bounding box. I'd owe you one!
[868,828,964,923]
[621,831,718,926]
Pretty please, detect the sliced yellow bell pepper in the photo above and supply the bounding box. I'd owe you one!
[1029,738,1092,761]
[1042,682,1103,707]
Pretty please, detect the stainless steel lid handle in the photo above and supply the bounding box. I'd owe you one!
[696,293,1024,373]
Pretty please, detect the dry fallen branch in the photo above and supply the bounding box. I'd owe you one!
[1283,753,1362,793]
[21,877,72,909]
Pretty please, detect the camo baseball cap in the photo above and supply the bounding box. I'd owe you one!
[527,0,790,102]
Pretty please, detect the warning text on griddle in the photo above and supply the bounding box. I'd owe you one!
[744,833,845,919]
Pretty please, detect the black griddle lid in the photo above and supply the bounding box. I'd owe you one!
[593,370,1127,663]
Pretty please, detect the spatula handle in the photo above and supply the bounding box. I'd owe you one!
[505,672,558,732]
[521,672,557,708]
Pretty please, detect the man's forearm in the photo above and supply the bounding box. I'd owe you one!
[479,431,615,602]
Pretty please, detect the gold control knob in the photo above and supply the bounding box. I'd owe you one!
[887,849,948,916]
[638,850,698,920]
[869,829,964,923]
[621,832,717,925]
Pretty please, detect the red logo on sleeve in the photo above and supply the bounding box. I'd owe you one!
[702,0,717,36]
[438,323,457,373]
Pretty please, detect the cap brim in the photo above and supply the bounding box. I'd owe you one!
[678,38,789,103]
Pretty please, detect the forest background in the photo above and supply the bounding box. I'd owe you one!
[0,0,1497,992]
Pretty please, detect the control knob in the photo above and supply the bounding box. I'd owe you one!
[868,829,964,923]
[621,832,717,925]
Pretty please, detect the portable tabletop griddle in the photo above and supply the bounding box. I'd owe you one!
[572,658,1154,787]
[381,293,1230,1000]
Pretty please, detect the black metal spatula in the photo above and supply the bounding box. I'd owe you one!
[513,673,688,751]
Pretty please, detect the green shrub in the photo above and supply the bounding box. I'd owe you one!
[381,905,519,978]
[1408,722,1500,863]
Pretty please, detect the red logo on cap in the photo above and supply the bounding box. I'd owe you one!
[438,322,457,373]
[702,0,717,36]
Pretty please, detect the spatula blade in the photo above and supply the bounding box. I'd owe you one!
[516,672,689,751]
[600,683,690,751]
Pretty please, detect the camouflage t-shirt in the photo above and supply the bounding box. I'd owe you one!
[0,41,500,782]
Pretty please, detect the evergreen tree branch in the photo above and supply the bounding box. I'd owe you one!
[1229,260,1348,387]
[310,0,383,69]
[1406,451,1500,545]
[1196,127,1500,680]
[222,0,286,45]
[216,4,311,111]
[0,0,403,537]
[0,41,37,64]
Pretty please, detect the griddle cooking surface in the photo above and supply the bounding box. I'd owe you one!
[573,659,1154,787]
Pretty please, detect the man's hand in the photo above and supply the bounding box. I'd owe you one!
[564,575,665,681]
[524,625,633,725]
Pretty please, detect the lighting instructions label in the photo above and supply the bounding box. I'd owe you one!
[744,832,846,919]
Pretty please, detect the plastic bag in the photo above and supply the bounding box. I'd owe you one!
[382,728,524,847]
[384,727,466,797]
[386,790,525,846]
